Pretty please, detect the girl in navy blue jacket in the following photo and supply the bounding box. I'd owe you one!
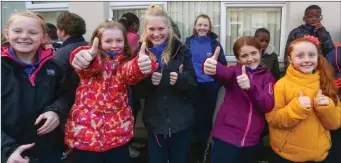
[185,14,227,163]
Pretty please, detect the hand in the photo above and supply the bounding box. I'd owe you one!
[315,89,330,107]
[179,64,183,74]
[236,65,250,90]
[151,72,162,85]
[314,23,324,32]
[298,91,312,109]
[138,42,153,74]
[203,47,220,75]
[7,143,35,163]
[71,37,99,71]
[170,72,178,85]
[35,111,60,135]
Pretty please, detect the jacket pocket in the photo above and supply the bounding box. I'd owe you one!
[279,130,291,153]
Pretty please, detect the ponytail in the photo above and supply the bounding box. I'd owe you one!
[118,17,129,31]
[317,55,339,104]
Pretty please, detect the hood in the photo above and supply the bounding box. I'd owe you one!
[263,44,275,55]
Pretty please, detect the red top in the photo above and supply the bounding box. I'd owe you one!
[64,46,157,152]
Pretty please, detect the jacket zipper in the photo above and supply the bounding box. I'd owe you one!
[239,69,266,146]
[240,101,253,146]
[279,131,291,153]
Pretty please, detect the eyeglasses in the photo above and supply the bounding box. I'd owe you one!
[305,15,323,20]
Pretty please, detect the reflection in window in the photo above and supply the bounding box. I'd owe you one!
[226,7,282,56]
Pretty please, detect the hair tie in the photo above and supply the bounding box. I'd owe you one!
[120,16,127,20]
[304,35,320,46]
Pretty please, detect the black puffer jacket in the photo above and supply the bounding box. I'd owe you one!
[1,46,70,162]
[132,38,197,134]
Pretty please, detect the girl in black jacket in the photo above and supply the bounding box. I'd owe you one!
[132,5,197,163]
[2,12,70,163]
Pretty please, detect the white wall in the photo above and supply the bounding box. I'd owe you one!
[285,2,341,43]
[68,2,109,41]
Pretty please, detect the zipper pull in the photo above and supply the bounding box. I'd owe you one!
[168,128,171,138]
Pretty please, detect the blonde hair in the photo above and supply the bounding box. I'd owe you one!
[6,11,46,34]
[141,5,173,64]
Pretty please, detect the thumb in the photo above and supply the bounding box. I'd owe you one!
[241,65,246,75]
[179,64,183,73]
[89,37,99,57]
[317,89,323,96]
[18,143,35,153]
[211,46,220,60]
[299,90,304,97]
[139,42,147,57]
[35,114,45,125]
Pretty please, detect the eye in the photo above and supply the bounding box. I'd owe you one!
[309,53,317,57]
[105,40,112,43]
[240,54,248,58]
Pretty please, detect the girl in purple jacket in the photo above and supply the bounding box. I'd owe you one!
[203,36,275,163]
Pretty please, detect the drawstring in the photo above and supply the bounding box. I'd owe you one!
[155,133,162,148]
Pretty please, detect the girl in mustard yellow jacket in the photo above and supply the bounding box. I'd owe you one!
[266,36,341,163]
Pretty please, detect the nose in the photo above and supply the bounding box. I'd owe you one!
[303,55,311,62]
[19,32,29,40]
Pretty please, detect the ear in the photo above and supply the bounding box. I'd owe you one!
[4,29,9,39]
[288,56,293,64]
[42,33,49,44]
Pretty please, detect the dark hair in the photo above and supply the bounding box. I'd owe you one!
[233,36,262,58]
[56,11,86,36]
[90,19,131,67]
[254,28,270,37]
[45,23,58,40]
[304,5,322,15]
[118,12,139,31]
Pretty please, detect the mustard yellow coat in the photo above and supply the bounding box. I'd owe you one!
[266,65,341,162]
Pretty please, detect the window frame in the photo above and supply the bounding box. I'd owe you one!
[25,2,68,12]
[220,2,287,62]
[109,1,168,18]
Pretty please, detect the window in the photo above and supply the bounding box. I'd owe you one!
[25,1,68,25]
[221,2,286,61]
[1,2,26,30]
[110,2,167,36]
[168,1,221,42]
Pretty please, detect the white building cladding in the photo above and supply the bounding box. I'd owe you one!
[2,1,340,63]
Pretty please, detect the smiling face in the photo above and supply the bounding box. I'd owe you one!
[5,15,45,54]
[289,42,318,74]
[194,17,210,37]
[237,45,261,70]
[145,16,170,47]
[100,28,125,53]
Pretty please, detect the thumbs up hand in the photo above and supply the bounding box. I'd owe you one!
[236,65,250,90]
[169,64,183,86]
[298,91,312,109]
[203,47,220,75]
[72,37,99,71]
[151,72,162,86]
[138,42,153,74]
[314,89,330,107]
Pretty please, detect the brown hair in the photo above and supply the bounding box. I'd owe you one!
[141,5,173,64]
[89,19,131,66]
[6,11,46,34]
[288,37,338,104]
[56,11,86,36]
[192,14,213,35]
[233,36,262,58]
